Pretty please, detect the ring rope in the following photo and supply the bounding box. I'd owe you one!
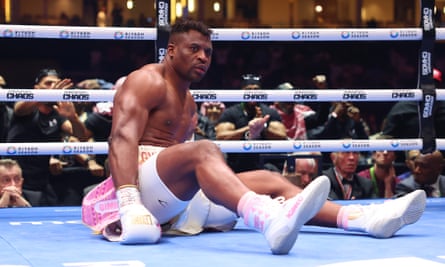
[2,24,445,41]
[0,139,430,156]
[3,88,445,102]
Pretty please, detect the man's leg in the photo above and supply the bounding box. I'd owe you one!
[236,171,426,238]
[157,140,330,254]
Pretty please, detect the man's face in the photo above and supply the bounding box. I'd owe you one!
[406,150,420,172]
[34,75,61,106]
[34,75,60,89]
[242,84,261,109]
[170,30,212,83]
[413,152,443,185]
[373,150,396,167]
[332,151,359,176]
[0,166,23,193]
[205,103,223,122]
[295,159,317,188]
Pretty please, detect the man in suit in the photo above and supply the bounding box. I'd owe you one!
[323,151,376,200]
[395,150,445,198]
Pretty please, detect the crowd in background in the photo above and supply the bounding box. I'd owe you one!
[2,33,445,207]
[1,61,444,208]
[3,39,445,136]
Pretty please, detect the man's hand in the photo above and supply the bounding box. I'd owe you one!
[0,186,31,207]
[52,78,73,90]
[346,105,361,122]
[247,115,270,139]
[116,186,161,244]
[49,157,68,175]
[54,101,77,119]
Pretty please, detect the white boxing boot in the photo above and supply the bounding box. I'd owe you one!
[338,190,426,238]
[239,175,330,255]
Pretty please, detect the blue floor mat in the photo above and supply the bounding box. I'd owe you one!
[0,199,444,267]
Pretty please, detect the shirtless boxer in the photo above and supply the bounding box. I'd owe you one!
[83,18,331,255]
[82,19,426,254]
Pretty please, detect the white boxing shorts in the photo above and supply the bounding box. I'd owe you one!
[138,146,188,224]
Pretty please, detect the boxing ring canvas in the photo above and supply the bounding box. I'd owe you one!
[0,198,443,267]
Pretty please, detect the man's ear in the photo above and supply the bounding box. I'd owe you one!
[167,43,175,59]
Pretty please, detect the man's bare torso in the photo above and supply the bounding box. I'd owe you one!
[133,64,196,147]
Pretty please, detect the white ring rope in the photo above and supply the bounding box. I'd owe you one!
[1,139,435,156]
[3,88,445,102]
[2,24,445,41]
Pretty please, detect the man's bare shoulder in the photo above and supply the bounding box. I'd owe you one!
[130,64,165,86]
[119,64,167,97]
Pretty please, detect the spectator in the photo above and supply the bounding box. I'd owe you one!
[307,101,369,140]
[304,74,335,130]
[215,74,287,172]
[381,101,445,140]
[306,75,369,165]
[270,82,315,140]
[282,154,320,188]
[194,101,225,140]
[7,68,85,206]
[357,150,398,198]
[398,149,421,181]
[322,151,376,200]
[382,68,445,140]
[381,68,445,164]
[395,150,445,198]
[0,159,31,208]
[50,134,105,206]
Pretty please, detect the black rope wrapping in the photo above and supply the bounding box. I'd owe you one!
[418,0,437,153]
[155,0,171,63]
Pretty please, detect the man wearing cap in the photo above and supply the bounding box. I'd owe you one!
[7,68,86,206]
[215,74,287,172]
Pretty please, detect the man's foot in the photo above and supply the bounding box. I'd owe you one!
[244,175,330,254]
[365,190,426,238]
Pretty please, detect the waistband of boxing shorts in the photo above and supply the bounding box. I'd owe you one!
[81,145,164,233]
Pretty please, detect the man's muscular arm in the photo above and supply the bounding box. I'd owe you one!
[108,69,161,188]
[107,68,164,244]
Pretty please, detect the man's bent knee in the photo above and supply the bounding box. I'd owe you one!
[193,139,223,159]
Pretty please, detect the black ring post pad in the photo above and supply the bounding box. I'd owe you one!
[418,0,436,154]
